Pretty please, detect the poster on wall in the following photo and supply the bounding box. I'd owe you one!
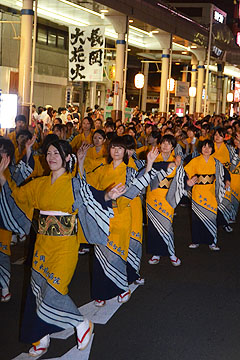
[69,26,105,82]
[234,81,240,102]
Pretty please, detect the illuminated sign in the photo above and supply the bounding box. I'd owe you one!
[0,94,17,129]
[212,46,223,57]
[234,81,240,102]
[237,32,240,47]
[213,10,225,23]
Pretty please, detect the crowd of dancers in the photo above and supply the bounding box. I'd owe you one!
[0,105,239,357]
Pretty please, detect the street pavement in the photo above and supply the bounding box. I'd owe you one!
[1,205,240,360]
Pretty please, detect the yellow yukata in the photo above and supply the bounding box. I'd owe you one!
[1,167,115,343]
[87,161,133,300]
[84,145,107,175]
[213,143,232,224]
[87,162,131,262]
[70,130,94,153]
[0,165,28,291]
[127,157,143,281]
[147,153,177,257]
[10,172,79,294]
[185,155,218,245]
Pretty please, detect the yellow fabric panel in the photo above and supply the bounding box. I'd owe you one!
[107,206,131,261]
[128,157,138,171]
[185,155,217,214]
[32,233,79,294]
[231,173,240,201]
[84,146,107,174]
[214,143,230,167]
[14,147,26,164]
[87,161,132,258]
[130,197,143,244]
[0,229,12,256]
[70,130,94,153]
[10,172,79,294]
[136,145,149,160]
[199,135,210,141]
[7,131,17,148]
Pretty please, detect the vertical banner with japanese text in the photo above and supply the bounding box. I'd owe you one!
[69,26,105,82]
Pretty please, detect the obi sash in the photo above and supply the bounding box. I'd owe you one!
[38,211,77,236]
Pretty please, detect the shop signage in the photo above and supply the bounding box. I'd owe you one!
[175,81,189,97]
[234,81,240,102]
[213,10,225,24]
[69,26,105,82]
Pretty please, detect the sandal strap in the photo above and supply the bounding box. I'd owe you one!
[77,325,91,344]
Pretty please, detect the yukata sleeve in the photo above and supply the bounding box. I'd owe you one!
[72,171,113,246]
[122,163,172,201]
[166,164,188,209]
[0,178,36,234]
[10,152,34,186]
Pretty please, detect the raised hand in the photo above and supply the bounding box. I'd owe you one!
[77,143,92,163]
[25,135,36,152]
[147,147,159,164]
[187,175,198,187]
[105,183,126,201]
[0,153,10,186]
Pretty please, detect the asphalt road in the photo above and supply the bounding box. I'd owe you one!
[1,205,240,360]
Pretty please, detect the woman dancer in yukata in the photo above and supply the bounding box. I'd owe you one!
[0,139,125,357]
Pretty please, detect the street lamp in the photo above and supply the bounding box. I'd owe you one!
[134,73,144,89]
[167,78,175,92]
[189,86,197,97]
[227,92,233,102]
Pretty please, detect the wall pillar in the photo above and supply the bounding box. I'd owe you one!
[195,60,205,115]
[18,0,33,120]
[222,74,228,115]
[141,62,149,112]
[189,64,197,115]
[89,81,96,109]
[216,64,223,115]
[159,49,170,116]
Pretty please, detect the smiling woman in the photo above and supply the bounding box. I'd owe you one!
[0,139,124,357]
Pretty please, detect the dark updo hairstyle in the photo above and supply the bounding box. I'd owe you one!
[199,139,214,154]
[149,130,161,144]
[93,129,106,140]
[160,134,177,149]
[107,136,129,165]
[44,139,75,173]
[16,129,32,140]
[214,127,226,138]
[0,137,15,163]
[42,134,59,154]
[122,134,136,150]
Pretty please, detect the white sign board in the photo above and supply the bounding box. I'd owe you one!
[175,81,189,97]
[0,94,17,128]
[69,26,105,82]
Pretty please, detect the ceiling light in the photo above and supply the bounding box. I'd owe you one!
[129,19,134,23]
[100,9,109,13]
[58,0,101,17]
[175,62,180,65]
[191,45,197,49]
[182,51,188,54]
[151,30,159,34]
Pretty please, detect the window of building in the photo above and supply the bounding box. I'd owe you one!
[57,35,65,49]
[37,25,68,50]
[48,31,57,46]
[37,27,47,44]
